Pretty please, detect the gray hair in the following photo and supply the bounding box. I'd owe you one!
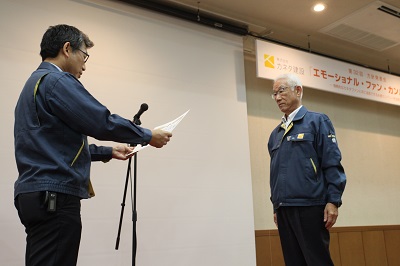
[274,73,303,98]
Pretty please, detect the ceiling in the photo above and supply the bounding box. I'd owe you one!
[169,0,400,76]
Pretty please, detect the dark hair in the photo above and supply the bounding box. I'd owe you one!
[40,24,94,61]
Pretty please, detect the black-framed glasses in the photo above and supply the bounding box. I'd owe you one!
[77,48,90,63]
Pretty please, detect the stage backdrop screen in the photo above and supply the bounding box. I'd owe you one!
[0,0,256,265]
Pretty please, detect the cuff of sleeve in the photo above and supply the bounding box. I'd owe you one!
[329,201,342,207]
[328,194,342,207]
[141,128,152,146]
[101,146,113,163]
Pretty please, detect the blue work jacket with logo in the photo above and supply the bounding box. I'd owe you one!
[268,106,346,211]
[14,62,152,199]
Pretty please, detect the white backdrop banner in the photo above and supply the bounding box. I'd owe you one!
[256,39,400,106]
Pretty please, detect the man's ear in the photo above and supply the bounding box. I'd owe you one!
[62,42,71,58]
[296,86,303,97]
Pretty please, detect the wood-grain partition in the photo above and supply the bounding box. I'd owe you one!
[255,225,400,266]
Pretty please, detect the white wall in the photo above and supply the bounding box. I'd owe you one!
[0,0,256,265]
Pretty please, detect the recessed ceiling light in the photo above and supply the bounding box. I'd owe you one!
[313,3,326,12]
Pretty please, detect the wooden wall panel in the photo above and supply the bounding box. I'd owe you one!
[269,235,284,265]
[255,233,270,266]
[255,226,400,266]
[363,231,388,266]
[338,232,366,266]
[255,231,284,266]
[384,230,400,266]
[330,232,342,266]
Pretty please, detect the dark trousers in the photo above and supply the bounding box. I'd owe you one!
[14,192,82,266]
[276,206,334,266]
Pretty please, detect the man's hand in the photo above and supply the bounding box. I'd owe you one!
[324,203,339,229]
[149,129,172,148]
[112,145,134,160]
[274,213,278,228]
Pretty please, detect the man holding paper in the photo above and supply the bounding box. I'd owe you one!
[14,24,172,266]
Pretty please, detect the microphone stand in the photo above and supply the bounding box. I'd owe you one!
[115,115,143,266]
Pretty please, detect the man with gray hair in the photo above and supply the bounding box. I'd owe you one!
[268,73,346,265]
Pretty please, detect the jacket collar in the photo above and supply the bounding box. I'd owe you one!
[37,61,62,72]
[292,106,308,122]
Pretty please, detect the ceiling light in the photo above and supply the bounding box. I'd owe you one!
[313,3,326,12]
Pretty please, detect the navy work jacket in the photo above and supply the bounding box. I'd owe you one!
[14,62,152,199]
[268,106,346,211]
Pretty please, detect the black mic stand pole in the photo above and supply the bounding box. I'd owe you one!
[115,116,143,266]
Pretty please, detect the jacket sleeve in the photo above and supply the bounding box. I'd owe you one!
[89,144,113,162]
[316,115,346,204]
[46,73,152,146]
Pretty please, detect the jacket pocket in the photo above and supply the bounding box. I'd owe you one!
[32,74,49,127]
[309,157,318,180]
[71,140,85,166]
[287,133,319,181]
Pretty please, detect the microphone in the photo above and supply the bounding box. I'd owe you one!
[133,103,148,125]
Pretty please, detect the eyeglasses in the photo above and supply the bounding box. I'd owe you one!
[271,86,292,99]
[77,48,90,63]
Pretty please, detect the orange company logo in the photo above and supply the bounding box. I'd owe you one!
[264,54,275,68]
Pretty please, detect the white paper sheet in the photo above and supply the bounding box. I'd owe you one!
[126,110,189,155]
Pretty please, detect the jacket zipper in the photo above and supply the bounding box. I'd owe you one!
[279,122,293,145]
